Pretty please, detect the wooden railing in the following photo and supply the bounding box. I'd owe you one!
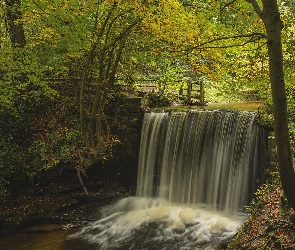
[44,77,205,105]
[186,80,205,106]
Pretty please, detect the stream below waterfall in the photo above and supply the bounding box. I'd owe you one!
[69,197,246,249]
[0,198,246,250]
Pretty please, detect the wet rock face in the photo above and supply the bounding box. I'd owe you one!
[103,96,144,182]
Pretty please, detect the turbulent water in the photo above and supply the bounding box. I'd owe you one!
[71,110,267,249]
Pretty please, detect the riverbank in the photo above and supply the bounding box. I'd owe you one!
[0,168,136,235]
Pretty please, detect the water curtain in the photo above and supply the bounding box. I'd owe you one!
[137,110,266,213]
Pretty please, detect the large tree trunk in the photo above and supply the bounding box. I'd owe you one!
[261,0,295,209]
[5,0,26,48]
[5,0,26,84]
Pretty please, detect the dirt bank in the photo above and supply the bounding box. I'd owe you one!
[0,168,137,234]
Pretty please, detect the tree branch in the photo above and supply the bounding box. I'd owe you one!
[32,0,45,12]
[105,18,141,50]
[168,32,267,52]
[199,32,266,47]
[245,0,263,18]
[220,0,238,12]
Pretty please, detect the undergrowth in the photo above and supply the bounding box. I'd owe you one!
[228,170,295,249]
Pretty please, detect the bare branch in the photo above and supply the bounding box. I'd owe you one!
[220,0,238,12]
[32,0,45,12]
[168,32,267,52]
[105,19,141,50]
[199,40,266,50]
[245,0,263,18]
[199,32,266,47]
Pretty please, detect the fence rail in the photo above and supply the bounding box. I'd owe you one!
[44,77,205,105]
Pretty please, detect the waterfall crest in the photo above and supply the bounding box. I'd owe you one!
[136,110,266,213]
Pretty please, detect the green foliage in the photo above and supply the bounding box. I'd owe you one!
[286,84,295,155]
[144,92,172,107]
[0,81,79,199]
[0,46,58,110]
[28,121,80,171]
[257,104,275,128]
[0,107,29,200]
[0,139,23,200]
[158,63,187,93]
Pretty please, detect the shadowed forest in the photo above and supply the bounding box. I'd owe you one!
[1,0,295,249]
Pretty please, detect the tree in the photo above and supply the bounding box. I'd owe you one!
[2,0,27,100]
[1,0,203,194]
[5,0,26,48]
[72,2,141,193]
[246,0,295,209]
[177,0,295,209]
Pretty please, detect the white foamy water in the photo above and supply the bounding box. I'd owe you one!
[71,197,245,249]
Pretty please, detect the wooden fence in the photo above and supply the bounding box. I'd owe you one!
[44,77,205,105]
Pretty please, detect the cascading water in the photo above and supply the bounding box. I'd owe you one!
[70,110,267,250]
[137,110,266,213]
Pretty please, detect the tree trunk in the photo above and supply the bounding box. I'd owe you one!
[5,0,26,48]
[261,0,295,209]
[5,0,26,84]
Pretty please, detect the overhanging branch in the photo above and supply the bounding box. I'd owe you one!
[169,32,267,52]
[245,0,263,18]
[198,32,267,48]
[220,0,238,12]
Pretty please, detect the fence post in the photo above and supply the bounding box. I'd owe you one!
[187,79,192,104]
[200,80,204,105]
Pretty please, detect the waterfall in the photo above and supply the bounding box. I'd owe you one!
[71,110,267,249]
[136,110,266,213]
